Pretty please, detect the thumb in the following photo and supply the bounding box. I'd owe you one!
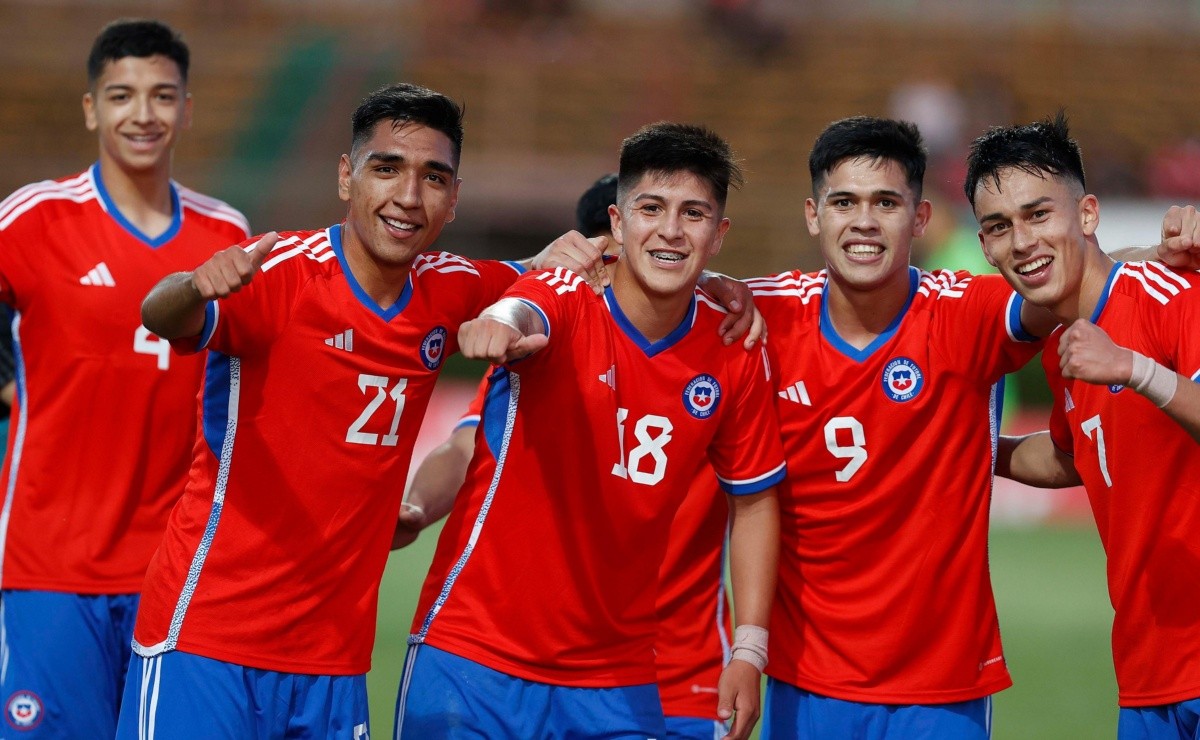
[247,232,280,270]
[508,333,549,361]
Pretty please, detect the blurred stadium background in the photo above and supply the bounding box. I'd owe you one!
[7,0,1195,735]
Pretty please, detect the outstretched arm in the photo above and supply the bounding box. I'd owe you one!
[996,432,1081,488]
[141,232,278,340]
[392,424,476,549]
[717,487,779,740]
[1059,319,1200,443]
[458,297,549,365]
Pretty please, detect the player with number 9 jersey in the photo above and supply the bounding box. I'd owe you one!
[1045,261,1200,707]
[0,163,248,594]
[406,268,785,689]
[131,224,526,674]
[750,266,1039,704]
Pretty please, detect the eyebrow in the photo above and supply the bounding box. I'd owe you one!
[103,83,181,93]
[825,188,906,200]
[978,196,1054,224]
[364,152,455,175]
[632,193,715,210]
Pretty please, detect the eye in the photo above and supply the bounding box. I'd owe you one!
[1031,209,1049,220]
[833,198,852,208]
[638,203,662,215]
[879,198,897,209]
[424,172,448,185]
[156,92,177,103]
[108,92,130,103]
[987,222,1009,235]
[684,208,705,219]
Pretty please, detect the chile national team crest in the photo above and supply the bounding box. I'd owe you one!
[6,691,43,730]
[683,374,721,419]
[881,357,924,403]
[420,326,448,370]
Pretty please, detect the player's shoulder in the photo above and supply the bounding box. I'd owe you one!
[257,228,340,278]
[413,251,524,283]
[0,170,95,230]
[746,268,826,303]
[175,182,250,236]
[1112,261,1198,308]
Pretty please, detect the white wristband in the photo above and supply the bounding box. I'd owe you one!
[730,624,768,672]
[479,298,541,337]
[1129,351,1178,408]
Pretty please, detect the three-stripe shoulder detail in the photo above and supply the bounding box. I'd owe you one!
[260,232,337,272]
[1118,261,1194,305]
[747,271,826,303]
[414,252,481,277]
[0,173,95,231]
[917,269,970,298]
[177,185,250,236]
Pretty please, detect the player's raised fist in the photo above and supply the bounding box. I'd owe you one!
[1159,205,1200,270]
[458,317,548,365]
[190,231,279,300]
[1058,319,1133,386]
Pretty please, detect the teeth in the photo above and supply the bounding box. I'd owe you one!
[1017,256,1052,275]
[649,250,684,262]
[846,244,883,255]
[383,217,417,231]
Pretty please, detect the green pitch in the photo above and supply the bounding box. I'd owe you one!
[368,524,1115,739]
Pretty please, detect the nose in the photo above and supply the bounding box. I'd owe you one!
[393,173,422,209]
[1010,219,1038,254]
[850,203,878,232]
[132,93,155,124]
[658,213,684,242]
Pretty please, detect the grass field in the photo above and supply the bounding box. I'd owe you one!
[368,524,1116,739]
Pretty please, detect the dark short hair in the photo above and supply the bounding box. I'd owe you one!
[351,83,465,167]
[575,173,618,237]
[964,111,1085,207]
[88,19,189,85]
[809,116,926,199]
[617,122,744,211]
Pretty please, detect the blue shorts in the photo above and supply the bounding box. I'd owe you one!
[396,643,666,739]
[115,650,369,739]
[0,589,138,738]
[1119,697,1200,740]
[664,714,729,739]
[762,678,993,740]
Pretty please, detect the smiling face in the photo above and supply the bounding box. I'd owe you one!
[972,166,1102,318]
[83,54,191,177]
[806,156,930,297]
[338,119,461,276]
[609,169,730,302]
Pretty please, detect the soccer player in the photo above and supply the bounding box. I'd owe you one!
[745,116,1061,739]
[396,123,785,740]
[967,114,1200,740]
[396,172,742,739]
[0,19,249,737]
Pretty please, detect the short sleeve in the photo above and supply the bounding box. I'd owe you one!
[707,343,787,495]
[933,272,1042,381]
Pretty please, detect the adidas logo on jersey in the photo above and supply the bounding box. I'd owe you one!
[778,380,811,406]
[1064,388,1075,413]
[79,262,115,287]
[597,365,616,390]
[325,329,354,351]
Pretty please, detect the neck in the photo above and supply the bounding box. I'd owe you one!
[341,225,412,309]
[1054,242,1116,325]
[98,153,174,217]
[823,267,912,350]
[610,264,693,343]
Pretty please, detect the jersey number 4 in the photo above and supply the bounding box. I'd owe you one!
[134,325,170,370]
[612,408,673,486]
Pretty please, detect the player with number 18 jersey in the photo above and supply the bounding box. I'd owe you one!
[1045,261,1200,708]
[131,224,525,674]
[750,266,1040,704]
[406,268,785,690]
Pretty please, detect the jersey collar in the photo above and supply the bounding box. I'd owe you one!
[90,162,182,248]
[819,266,919,363]
[603,285,697,358]
[1088,261,1123,324]
[328,223,414,321]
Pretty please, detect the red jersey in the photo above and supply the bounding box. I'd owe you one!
[750,267,1040,704]
[132,225,524,675]
[1045,261,1200,707]
[455,374,733,717]
[411,269,785,688]
[0,164,248,593]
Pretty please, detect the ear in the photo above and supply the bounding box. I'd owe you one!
[181,92,193,132]
[337,154,352,203]
[911,199,932,239]
[608,203,624,247]
[83,92,97,132]
[446,177,462,224]
[1079,193,1100,237]
[804,198,820,237]
[977,230,998,268]
[709,217,731,258]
